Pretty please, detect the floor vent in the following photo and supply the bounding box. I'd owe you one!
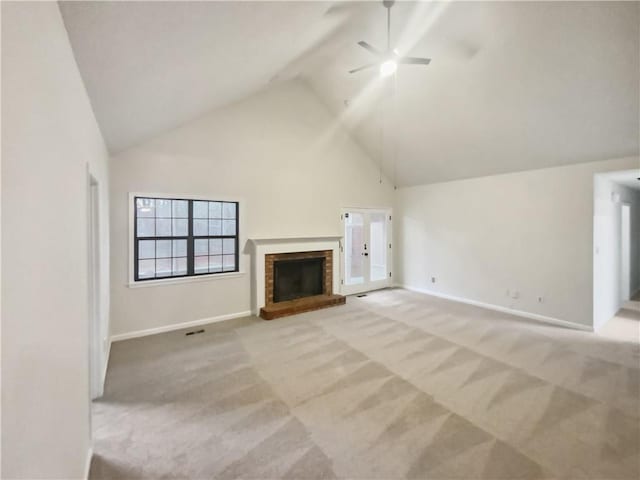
[185,329,205,336]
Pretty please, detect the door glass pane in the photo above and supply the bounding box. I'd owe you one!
[345,212,364,285]
[369,212,387,282]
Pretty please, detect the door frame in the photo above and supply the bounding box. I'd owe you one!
[340,207,392,295]
[88,173,103,400]
[621,202,631,302]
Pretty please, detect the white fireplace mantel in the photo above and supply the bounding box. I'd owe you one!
[249,236,342,314]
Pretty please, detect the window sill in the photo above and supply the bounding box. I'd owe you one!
[128,271,245,288]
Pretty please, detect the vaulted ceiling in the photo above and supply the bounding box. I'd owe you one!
[60,1,639,186]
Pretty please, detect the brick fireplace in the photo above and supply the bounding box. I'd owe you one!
[249,237,346,320]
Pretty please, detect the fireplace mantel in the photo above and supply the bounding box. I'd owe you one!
[249,236,342,246]
[249,236,342,315]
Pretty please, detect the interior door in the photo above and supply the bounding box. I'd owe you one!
[341,208,392,295]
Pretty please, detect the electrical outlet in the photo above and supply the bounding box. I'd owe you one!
[511,290,519,299]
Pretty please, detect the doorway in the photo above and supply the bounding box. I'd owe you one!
[341,208,392,295]
[621,203,631,302]
[88,174,103,400]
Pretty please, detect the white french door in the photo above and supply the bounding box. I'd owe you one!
[341,208,392,295]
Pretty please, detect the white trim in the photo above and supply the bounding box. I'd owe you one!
[84,447,93,480]
[128,271,245,288]
[111,310,252,342]
[399,285,593,332]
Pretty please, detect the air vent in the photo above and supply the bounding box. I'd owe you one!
[185,329,205,336]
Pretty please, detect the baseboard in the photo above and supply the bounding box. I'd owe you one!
[111,310,253,342]
[101,339,111,389]
[399,285,593,332]
[84,447,93,480]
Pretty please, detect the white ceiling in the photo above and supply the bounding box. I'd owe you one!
[60,1,639,186]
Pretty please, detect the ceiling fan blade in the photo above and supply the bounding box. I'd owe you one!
[349,63,377,74]
[357,41,382,57]
[399,57,431,65]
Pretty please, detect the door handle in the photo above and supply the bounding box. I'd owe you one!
[362,252,369,256]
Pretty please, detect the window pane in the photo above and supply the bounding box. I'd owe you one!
[156,240,171,258]
[209,255,222,273]
[137,218,155,237]
[193,201,208,218]
[195,256,208,274]
[223,202,236,219]
[172,219,188,236]
[194,239,208,256]
[156,219,171,236]
[173,239,187,257]
[156,258,172,277]
[156,199,171,217]
[172,257,187,275]
[172,200,188,218]
[138,259,155,279]
[209,202,222,219]
[209,220,222,236]
[138,240,155,259]
[194,219,207,236]
[136,198,155,218]
[223,254,235,271]
[209,238,222,255]
[222,220,236,236]
[223,238,235,255]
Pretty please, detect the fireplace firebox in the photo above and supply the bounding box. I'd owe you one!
[260,249,345,320]
[274,257,324,303]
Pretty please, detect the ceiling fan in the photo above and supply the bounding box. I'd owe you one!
[349,0,431,76]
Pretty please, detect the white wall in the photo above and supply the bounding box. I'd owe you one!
[395,156,639,329]
[110,80,393,337]
[593,175,640,329]
[1,2,110,478]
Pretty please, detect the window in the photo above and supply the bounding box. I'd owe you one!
[134,196,239,281]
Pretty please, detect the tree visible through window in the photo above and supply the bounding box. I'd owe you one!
[134,196,239,281]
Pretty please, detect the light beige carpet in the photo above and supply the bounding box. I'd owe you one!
[91,288,640,479]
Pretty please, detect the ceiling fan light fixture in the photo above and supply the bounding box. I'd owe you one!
[380,59,397,77]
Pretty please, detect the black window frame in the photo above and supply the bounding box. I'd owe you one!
[133,196,239,282]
